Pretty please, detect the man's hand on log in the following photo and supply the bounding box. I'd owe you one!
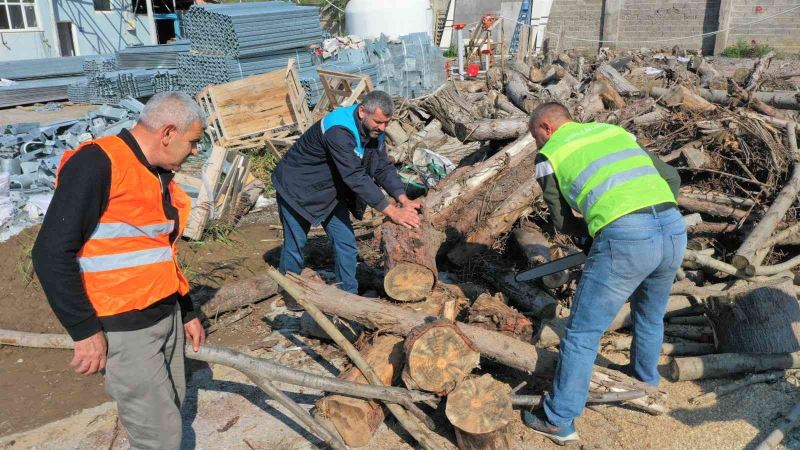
[384,204,421,229]
[397,194,422,212]
[184,318,206,352]
[70,331,107,375]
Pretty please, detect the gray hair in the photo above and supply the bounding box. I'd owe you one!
[529,101,571,129]
[361,90,394,116]
[138,92,207,131]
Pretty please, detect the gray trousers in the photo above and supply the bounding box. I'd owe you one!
[104,306,185,450]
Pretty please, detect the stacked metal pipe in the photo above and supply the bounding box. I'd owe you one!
[116,40,191,70]
[180,1,322,95]
[0,56,92,108]
[184,2,323,58]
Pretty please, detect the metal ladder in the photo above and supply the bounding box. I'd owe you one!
[509,1,531,54]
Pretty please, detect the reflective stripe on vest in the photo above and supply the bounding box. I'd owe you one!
[539,122,676,236]
[88,221,175,240]
[78,246,173,273]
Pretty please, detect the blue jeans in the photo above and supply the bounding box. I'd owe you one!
[543,205,687,427]
[277,195,359,294]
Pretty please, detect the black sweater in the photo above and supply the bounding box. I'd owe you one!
[32,129,195,341]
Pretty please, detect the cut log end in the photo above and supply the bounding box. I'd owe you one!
[403,320,481,394]
[446,374,513,435]
[384,262,435,302]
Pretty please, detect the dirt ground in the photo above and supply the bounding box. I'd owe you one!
[1,213,800,449]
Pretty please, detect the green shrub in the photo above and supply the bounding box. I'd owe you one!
[721,39,773,58]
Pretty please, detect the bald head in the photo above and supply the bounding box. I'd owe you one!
[529,102,572,148]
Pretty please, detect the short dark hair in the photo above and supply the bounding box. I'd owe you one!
[361,90,394,116]
[529,102,572,129]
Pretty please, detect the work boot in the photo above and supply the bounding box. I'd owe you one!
[522,408,580,446]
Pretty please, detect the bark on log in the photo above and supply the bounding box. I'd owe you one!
[316,335,405,448]
[454,117,528,143]
[596,64,639,96]
[381,222,444,302]
[385,121,410,146]
[480,266,559,319]
[663,324,713,342]
[446,375,514,450]
[198,274,279,317]
[649,87,800,111]
[453,80,488,93]
[402,320,481,394]
[591,79,626,109]
[688,55,721,88]
[299,312,364,343]
[512,225,570,289]
[536,296,699,348]
[467,293,534,342]
[425,133,535,226]
[678,195,749,220]
[729,79,789,120]
[660,84,716,112]
[733,123,800,272]
[746,51,775,92]
[421,83,483,136]
[486,67,504,92]
[494,93,526,116]
[670,352,800,381]
[706,280,800,353]
[680,188,755,208]
[505,69,536,113]
[605,336,715,356]
[447,177,542,265]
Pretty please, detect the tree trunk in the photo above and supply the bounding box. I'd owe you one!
[536,296,700,348]
[505,69,536,113]
[670,352,800,381]
[197,274,279,317]
[494,93,526,116]
[512,225,570,289]
[649,87,800,111]
[454,117,528,143]
[401,320,481,394]
[689,55,721,87]
[467,293,534,342]
[446,374,514,450]
[663,324,713,342]
[480,265,559,319]
[425,133,535,226]
[661,85,716,112]
[707,280,800,353]
[746,51,775,92]
[486,67,504,91]
[421,83,483,136]
[381,222,444,302]
[316,335,405,448]
[596,64,639,96]
[447,177,542,265]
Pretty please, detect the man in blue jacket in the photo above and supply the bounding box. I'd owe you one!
[272,90,420,294]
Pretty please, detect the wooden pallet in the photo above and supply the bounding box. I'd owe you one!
[310,68,374,122]
[196,59,310,150]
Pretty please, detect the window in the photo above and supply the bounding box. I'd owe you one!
[93,0,110,12]
[0,0,38,30]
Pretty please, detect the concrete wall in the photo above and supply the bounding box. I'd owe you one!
[453,0,800,55]
[0,0,154,61]
[727,0,800,54]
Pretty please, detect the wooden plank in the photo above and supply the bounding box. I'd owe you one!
[183,145,228,240]
[174,173,203,190]
[285,59,311,131]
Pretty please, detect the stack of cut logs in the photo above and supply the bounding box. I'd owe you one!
[176,46,800,449]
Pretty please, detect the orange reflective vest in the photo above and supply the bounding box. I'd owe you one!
[56,135,192,317]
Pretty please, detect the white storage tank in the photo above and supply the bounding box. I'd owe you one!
[345,0,434,40]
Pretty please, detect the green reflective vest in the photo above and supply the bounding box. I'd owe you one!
[538,122,676,237]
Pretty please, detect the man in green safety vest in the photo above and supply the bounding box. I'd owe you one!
[522,102,687,444]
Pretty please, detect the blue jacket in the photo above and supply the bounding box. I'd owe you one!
[272,104,406,224]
